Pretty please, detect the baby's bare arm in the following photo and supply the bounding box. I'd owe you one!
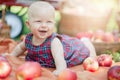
[51,37,67,75]
[10,40,26,57]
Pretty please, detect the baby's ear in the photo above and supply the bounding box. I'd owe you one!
[25,20,30,29]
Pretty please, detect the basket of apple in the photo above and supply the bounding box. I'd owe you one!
[76,30,120,55]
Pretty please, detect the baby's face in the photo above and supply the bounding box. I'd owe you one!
[27,8,55,39]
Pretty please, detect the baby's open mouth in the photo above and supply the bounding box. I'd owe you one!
[39,30,47,33]
[40,31,47,33]
[38,30,48,36]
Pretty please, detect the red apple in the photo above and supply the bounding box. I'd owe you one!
[76,32,86,39]
[107,65,120,80]
[58,69,77,80]
[97,54,112,67]
[16,61,42,80]
[103,32,114,43]
[112,30,120,42]
[94,38,103,43]
[83,57,99,72]
[76,31,93,39]
[94,30,105,40]
[119,37,120,42]
[0,56,12,79]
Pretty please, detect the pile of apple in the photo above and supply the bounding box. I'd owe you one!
[83,54,120,80]
[0,54,119,80]
[76,30,120,43]
[83,54,113,72]
[0,54,77,80]
[0,56,42,80]
[16,62,77,80]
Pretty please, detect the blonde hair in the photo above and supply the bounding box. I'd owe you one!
[28,1,55,19]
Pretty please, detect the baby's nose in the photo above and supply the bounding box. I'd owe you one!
[41,22,47,27]
[40,23,47,29]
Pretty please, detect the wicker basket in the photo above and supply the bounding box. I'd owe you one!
[93,42,120,55]
[59,0,113,37]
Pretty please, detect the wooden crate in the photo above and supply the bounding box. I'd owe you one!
[93,42,120,55]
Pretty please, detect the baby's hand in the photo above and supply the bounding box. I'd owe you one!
[53,70,60,75]
[53,69,63,76]
[1,53,10,57]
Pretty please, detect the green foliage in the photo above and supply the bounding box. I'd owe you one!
[105,50,120,62]
[112,52,120,62]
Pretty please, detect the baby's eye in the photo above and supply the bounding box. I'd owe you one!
[47,21,53,24]
[36,21,42,23]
